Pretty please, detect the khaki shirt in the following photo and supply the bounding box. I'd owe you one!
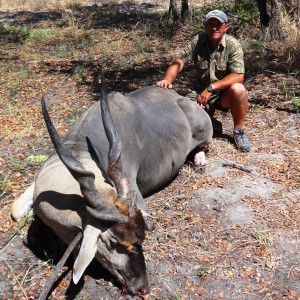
[180,32,245,90]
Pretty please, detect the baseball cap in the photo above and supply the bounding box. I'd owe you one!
[204,10,228,23]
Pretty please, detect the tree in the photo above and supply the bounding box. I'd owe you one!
[169,0,179,24]
[256,0,300,38]
[256,0,270,30]
[168,0,190,25]
[269,0,283,39]
[181,0,189,23]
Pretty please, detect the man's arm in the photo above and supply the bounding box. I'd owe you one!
[197,73,244,106]
[209,73,244,92]
[156,58,185,89]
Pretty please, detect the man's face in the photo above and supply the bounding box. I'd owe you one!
[205,18,228,40]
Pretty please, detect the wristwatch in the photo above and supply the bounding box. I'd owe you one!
[207,85,215,94]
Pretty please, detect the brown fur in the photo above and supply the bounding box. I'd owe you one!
[114,198,130,215]
[111,208,146,252]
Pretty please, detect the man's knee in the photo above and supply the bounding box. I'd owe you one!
[220,83,247,108]
[228,83,247,98]
[228,83,246,95]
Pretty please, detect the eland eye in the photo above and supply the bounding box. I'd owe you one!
[109,237,119,249]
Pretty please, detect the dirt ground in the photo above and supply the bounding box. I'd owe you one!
[0,1,299,300]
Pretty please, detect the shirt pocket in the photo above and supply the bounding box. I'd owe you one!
[195,60,209,81]
[195,58,208,68]
[195,57,208,72]
[215,61,227,80]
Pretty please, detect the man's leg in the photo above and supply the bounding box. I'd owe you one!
[219,83,250,152]
[219,83,248,129]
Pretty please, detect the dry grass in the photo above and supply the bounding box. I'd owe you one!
[277,10,300,69]
[0,1,299,299]
[280,8,300,47]
[0,0,85,11]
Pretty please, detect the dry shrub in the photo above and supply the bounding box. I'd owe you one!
[280,11,300,50]
[277,11,300,69]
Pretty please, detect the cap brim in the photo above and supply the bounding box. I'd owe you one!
[205,16,226,23]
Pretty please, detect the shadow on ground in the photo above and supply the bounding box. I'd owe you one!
[25,217,118,299]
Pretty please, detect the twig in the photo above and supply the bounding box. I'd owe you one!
[0,232,19,256]
[288,265,295,278]
[38,231,83,300]
[20,264,34,286]
[0,212,33,256]
[5,260,28,300]
[162,279,178,298]
[222,162,252,173]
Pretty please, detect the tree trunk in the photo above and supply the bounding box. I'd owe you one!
[270,0,284,39]
[181,0,189,24]
[169,0,179,23]
[296,0,300,22]
[256,0,270,29]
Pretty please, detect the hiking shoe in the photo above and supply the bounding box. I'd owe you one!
[233,129,250,152]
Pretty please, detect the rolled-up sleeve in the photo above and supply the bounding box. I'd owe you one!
[228,43,245,74]
[179,35,199,64]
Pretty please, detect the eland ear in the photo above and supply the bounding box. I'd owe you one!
[73,225,101,284]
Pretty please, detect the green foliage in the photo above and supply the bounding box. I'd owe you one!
[292,97,300,111]
[279,81,299,110]
[253,227,273,247]
[7,81,19,95]
[68,109,82,125]
[29,28,58,40]
[16,69,33,79]
[193,1,260,32]
[234,0,260,26]
[249,38,265,52]
[12,156,23,170]
[132,36,146,53]
[157,39,172,51]
[195,22,204,31]
[27,154,48,163]
[17,210,34,232]
[154,209,165,222]
[2,22,15,33]
[2,62,14,73]
[74,37,93,47]
[20,25,30,38]
[194,3,228,16]
[0,173,11,192]
[11,154,48,173]
[2,22,31,41]
[11,156,27,170]
[72,64,87,81]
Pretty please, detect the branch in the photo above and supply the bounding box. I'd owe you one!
[226,12,258,27]
[38,231,83,300]
[222,161,252,173]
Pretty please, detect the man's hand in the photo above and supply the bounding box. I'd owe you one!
[197,89,212,108]
[156,79,173,89]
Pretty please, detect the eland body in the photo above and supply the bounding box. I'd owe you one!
[12,79,213,296]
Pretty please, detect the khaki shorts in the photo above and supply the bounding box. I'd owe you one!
[186,90,229,117]
[208,91,229,111]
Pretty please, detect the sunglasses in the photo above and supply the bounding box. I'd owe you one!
[205,23,226,29]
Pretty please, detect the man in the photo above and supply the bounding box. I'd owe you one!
[156,10,250,152]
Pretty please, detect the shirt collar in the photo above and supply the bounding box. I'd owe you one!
[220,33,226,48]
[201,32,227,49]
